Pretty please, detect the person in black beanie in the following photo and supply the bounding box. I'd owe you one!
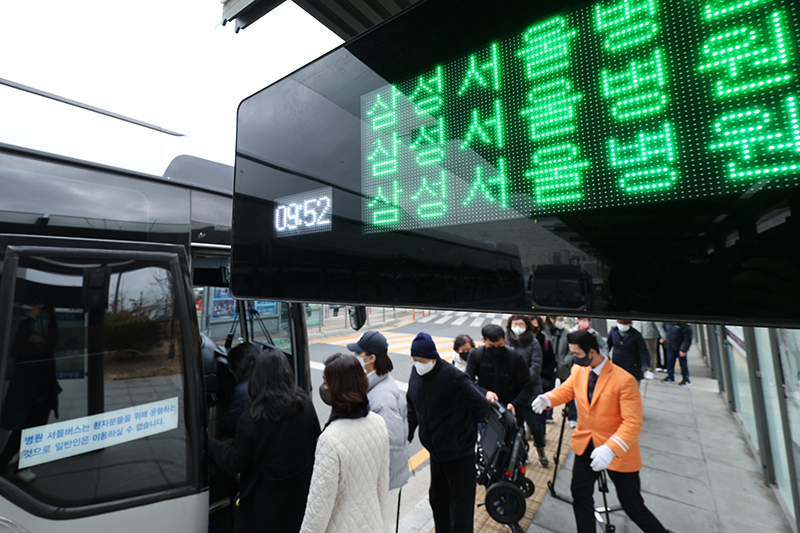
[407,332,490,533]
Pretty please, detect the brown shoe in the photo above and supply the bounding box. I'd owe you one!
[536,447,549,467]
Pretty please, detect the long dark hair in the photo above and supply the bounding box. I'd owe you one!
[248,348,305,421]
[324,355,368,413]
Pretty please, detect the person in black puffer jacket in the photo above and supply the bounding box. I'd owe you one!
[607,320,649,383]
[662,322,693,386]
[408,332,491,533]
[507,315,549,467]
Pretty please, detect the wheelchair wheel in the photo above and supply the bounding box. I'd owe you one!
[519,477,535,498]
[485,481,526,524]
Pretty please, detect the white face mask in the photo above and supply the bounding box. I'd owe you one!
[618,324,631,332]
[358,355,369,371]
[511,325,526,336]
[555,320,565,330]
[414,360,435,376]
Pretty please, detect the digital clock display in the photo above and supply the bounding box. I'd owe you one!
[361,0,799,233]
[274,187,333,237]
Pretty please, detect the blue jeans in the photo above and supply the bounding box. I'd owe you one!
[666,349,689,380]
[524,406,546,448]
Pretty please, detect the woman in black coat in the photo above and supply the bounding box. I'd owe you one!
[210,348,321,533]
[506,314,549,467]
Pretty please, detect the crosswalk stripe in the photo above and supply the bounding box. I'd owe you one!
[442,311,454,315]
[470,317,484,327]
[456,311,467,316]
[501,313,511,320]
[485,313,496,319]
[451,316,468,326]
[434,315,452,324]
[321,333,453,357]
[491,318,503,325]
[417,314,436,323]
[470,312,481,317]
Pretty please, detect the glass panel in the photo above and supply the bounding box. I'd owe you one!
[190,190,232,246]
[726,326,759,450]
[304,304,324,330]
[249,301,291,353]
[0,151,190,241]
[754,327,794,518]
[0,253,190,507]
[775,328,800,520]
[194,287,292,353]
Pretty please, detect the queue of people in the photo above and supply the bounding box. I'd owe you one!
[209,317,688,533]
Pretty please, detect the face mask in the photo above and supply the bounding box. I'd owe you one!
[486,346,505,357]
[414,360,435,375]
[511,325,526,336]
[618,324,631,333]
[358,356,369,371]
[555,320,565,330]
[318,384,331,406]
[573,353,593,367]
[457,351,470,361]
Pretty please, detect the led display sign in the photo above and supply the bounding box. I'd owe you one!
[361,0,799,233]
[273,187,333,236]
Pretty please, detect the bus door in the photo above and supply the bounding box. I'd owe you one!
[0,235,206,533]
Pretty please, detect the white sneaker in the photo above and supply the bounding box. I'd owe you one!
[569,420,577,428]
[644,371,654,380]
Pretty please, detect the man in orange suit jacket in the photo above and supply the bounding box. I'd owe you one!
[532,329,670,533]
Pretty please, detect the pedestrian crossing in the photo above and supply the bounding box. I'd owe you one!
[415,311,510,329]
[321,331,456,359]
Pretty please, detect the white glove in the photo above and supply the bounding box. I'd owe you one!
[589,444,616,472]
[531,394,551,414]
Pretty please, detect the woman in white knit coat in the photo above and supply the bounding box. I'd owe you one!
[299,355,390,533]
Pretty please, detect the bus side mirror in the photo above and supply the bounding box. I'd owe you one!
[349,306,367,331]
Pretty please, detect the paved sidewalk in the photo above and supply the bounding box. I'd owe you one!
[527,344,793,533]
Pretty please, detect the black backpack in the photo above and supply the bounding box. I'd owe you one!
[470,345,519,388]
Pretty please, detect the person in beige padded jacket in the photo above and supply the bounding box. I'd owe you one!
[299,355,390,533]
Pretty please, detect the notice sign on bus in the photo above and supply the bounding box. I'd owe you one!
[19,397,179,469]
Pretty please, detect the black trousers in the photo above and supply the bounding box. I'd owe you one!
[429,452,476,533]
[571,442,668,533]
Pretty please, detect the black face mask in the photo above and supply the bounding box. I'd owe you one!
[318,384,332,406]
[486,346,505,357]
[573,353,593,367]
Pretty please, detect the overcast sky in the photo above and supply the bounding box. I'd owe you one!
[0,0,342,174]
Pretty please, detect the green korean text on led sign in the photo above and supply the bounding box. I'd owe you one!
[361,0,799,232]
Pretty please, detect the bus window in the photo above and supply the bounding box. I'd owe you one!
[194,288,292,354]
[0,251,198,513]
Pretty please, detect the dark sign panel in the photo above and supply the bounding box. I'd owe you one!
[232,0,800,326]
